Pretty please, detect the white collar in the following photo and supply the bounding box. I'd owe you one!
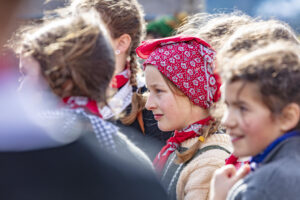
[100,77,145,120]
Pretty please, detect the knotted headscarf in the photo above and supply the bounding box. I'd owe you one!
[136,35,221,108]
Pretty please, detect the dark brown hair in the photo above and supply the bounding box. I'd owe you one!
[15,11,115,103]
[218,19,300,67]
[221,42,300,130]
[70,0,146,124]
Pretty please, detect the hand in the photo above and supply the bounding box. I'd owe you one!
[210,164,250,200]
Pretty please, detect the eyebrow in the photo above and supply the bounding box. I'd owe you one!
[225,99,247,106]
[147,83,164,88]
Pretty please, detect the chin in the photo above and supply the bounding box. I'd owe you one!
[158,122,174,132]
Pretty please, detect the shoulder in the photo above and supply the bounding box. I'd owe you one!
[0,134,167,200]
[176,134,232,200]
[176,155,228,200]
[181,133,232,165]
[180,135,231,179]
[227,179,268,200]
[229,157,300,200]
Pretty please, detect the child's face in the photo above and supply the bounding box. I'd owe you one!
[222,81,284,157]
[145,65,194,131]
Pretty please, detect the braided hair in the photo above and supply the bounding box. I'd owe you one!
[70,0,146,124]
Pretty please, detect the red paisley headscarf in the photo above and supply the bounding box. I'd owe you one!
[136,35,221,109]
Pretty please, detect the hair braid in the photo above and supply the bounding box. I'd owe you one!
[120,51,146,124]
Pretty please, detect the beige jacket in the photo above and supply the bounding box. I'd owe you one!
[176,134,232,200]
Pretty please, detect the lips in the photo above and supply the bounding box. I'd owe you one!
[153,114,163,120]
[230,135,244,143]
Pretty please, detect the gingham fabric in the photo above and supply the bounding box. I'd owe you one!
[38,107,117,151]
[62,96,102,118]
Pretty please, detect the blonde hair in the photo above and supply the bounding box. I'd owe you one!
[218,19,300,68]
[176,12,254,51]
[14,11,115,102]
[70,0,146,124]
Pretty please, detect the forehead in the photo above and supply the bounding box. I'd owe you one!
[224,81,263,103]
[145,65,166,85]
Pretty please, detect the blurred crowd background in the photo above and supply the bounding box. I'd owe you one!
[20,0,300,35]
[4,0,300,73]
[2,0,298,76]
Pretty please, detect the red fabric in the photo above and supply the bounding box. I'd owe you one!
[225,154,250,170]
[110,67,130,89]
[153,116,213,173]
[136,35,212,59]
[62,96,102,118]
[136,35,221,109]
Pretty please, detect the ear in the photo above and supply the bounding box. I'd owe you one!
[115,34,132,54]
[279,103,300,132]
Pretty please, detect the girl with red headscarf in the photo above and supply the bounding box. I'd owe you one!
[137,35,232,200]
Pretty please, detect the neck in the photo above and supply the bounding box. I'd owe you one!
[181,106,210,130]
[115,54,128,75]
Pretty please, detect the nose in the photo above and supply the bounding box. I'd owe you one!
[221,108,237,130]
[145,94,156,111]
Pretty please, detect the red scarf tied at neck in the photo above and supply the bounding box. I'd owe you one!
[62,96,102,118]
[153,116,213,173]
[110,66,130,89]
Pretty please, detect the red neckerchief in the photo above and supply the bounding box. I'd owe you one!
[225,154,250,170]
[110,64,130,89]
[62,96,102,118]
[153,116,213,173]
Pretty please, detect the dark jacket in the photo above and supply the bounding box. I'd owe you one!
[116,108,173,160]
[0,95,167,200]
[227,135,300,200]
[0,132,167,200]
[111,84,172,160]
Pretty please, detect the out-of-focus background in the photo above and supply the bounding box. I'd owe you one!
[20,0,300,33]
[2,0,300,78]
